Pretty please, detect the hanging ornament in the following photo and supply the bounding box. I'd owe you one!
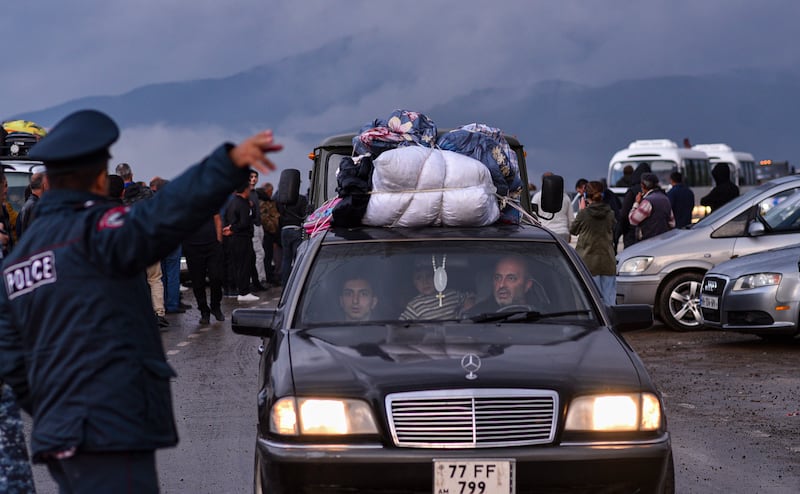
[432,254,448,307]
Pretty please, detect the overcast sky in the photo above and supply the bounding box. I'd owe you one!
[2,0,799,183]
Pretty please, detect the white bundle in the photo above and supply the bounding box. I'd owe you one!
[363,146,500,227]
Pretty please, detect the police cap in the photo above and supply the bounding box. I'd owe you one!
[28,110,119,169]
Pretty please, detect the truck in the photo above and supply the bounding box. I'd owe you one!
[306,131,535,212]
[1,120,46,211]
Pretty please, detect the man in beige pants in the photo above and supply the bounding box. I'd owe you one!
[115,162,169,329]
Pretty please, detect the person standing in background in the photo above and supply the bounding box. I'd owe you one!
[16,167,48,238]
[701,163,739,212]
[277,191,308,287]
[629,173,675,241]
[116,162,170,327]
[616,162,652,249]
[224,182,259,302]
[257,182,281,286]
[150,177,188,314]
[570,181,617,306]
[667,171,695,228]
[248,171,267,291]
[570,178,589,214]
[183,213,225,324]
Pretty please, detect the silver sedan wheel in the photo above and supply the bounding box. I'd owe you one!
[660,273,704,331]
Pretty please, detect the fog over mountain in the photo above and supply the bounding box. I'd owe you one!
[10,36,800,191]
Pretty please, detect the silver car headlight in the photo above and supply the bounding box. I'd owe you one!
[565,393,662,432]
[618,256,654,275]
[270,397,379,435]
[732,273,782,291]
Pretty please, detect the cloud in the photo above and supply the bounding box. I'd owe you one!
[3,0,800,119]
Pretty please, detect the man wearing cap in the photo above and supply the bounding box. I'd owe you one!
[628,172,675,242]
[0,109,281,493]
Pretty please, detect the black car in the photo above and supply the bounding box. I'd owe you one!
[233,225,674,493]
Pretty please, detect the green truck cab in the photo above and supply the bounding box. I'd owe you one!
[306,131,535,213]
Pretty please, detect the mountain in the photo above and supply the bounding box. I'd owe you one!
[12,38,800,190]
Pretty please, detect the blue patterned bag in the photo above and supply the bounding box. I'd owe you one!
[437,123,523,224]
[353,109,437,157]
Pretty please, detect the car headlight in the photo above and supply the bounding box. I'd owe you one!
[732,273,782,291]
[270,397,379,435]
[618,256,654,274]
[565,393,662,432]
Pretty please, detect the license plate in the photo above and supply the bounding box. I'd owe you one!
[700,295,718,310]
[433,459,515,494]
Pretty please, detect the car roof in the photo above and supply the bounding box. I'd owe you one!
[320,224,558,244]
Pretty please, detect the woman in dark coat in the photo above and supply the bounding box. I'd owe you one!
[570,181,617,306]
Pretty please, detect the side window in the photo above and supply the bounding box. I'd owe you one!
[711,209,751,238]
[759,187,800,233]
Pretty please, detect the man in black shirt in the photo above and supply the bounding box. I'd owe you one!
[224,183,258,302]
[183,214,225,323]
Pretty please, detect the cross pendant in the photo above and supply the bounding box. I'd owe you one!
[436,291,445,307]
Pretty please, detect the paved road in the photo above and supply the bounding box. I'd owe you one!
[26,293,800,493]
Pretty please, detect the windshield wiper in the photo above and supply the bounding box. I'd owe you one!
[467,309,592,324]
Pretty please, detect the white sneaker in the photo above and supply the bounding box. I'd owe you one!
[237,293,260,302]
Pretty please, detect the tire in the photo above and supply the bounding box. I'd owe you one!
[253,450,263,494]
[658,272,705,331]
[660,453,676,494]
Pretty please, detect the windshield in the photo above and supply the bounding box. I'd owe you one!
[693,181,776,228]
[6,172,32,212]
[295,239,597,327]
[609,160,676,187]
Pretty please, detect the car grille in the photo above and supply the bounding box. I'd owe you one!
[701,275,727,322]
[386,389,558,448]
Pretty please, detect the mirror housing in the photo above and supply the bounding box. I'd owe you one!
[232,308,277,337]
[274,169,301,205]
[540,175,564,214]
[747,220,765,237]
[608,304,653,332]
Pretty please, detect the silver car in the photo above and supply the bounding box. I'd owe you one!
[700,245,800,340]
[617,175,800,331]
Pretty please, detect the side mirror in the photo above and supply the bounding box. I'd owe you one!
[747,220,765,237]
[540,175,564,214]
[274,169,301,205]
[232,308,277,337]
[608,304,653,332]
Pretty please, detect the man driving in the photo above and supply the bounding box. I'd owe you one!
[470,255,533,313]
[339,276,378,321]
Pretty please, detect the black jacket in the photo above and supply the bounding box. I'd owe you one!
[0,144,248,460]
[701,164,739,211]
[225,194,254,237]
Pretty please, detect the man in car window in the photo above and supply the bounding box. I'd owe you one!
[470,255,533,313]
[339,276,378,321]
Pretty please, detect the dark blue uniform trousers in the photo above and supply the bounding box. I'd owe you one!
[46,451,158,494]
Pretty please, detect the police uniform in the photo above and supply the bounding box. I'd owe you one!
[0,110,250,493]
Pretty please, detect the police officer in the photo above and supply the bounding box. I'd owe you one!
[0,109,281,493]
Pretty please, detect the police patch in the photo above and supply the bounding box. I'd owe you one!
[97,205,128,230]
[3,251,57,300]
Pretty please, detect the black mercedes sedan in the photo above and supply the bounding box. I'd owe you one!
[233,225,674,494]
